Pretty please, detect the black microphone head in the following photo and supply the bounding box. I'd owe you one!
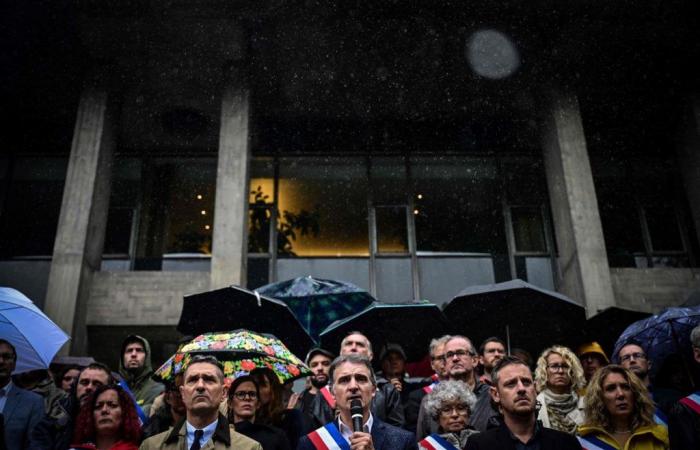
[350,398,363,415]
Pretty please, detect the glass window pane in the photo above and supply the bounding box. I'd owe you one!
[376,206,408,254]
[277,157,369,257]
[511,207,546,252]
[104,157,141,257]
[369,157,407,205]
[411,156,505,254]
[0,157,68,257]
[645,207,684,252]
[248,158,275,254]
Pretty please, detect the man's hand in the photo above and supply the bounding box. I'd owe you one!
[350,431,375,450]
[389,377,402,392]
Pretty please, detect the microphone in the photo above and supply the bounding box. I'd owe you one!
[350,399,363,433]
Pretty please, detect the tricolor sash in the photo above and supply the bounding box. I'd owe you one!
[577,435,618,450]
[423,381,439,394]
[320,385,336,409]
[306,422,351,450]
[680,391,700,415]
[653,407,668,427]
[419,433,459,450]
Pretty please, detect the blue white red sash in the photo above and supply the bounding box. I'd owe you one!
[319,385,336,409]
[419,433,459,450]
[577,435,618,450]
[653,407,668,427]
[423,381,439,394]
[679,391,700,415]
[306,422,351,450]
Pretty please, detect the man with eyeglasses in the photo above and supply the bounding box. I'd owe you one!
[405,335,451,434]
[0,339,44,450]
[617,339,669,429]
[416,335,487,440]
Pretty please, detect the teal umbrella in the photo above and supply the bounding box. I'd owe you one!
[255,276,375,341]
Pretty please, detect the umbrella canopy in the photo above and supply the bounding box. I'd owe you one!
[256,276,375,341]
[154,329,311,384]
[319,301,450,362]
[583,307,652,358]
[443,279,586,358]
[0,287,70,373]
[177,285,315,357]
[613,306,700,377]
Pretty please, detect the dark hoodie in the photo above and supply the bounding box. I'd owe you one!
[118,335,164,416]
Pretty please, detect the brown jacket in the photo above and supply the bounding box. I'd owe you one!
[139,415,262,450]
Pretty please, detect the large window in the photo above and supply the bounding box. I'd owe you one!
[593,157,697,268]
[0,156,68,257]
[102,156,216,270]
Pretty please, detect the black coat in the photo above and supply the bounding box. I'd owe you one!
[668,397,700,450]
[235,421,292,450]
[465,422,581,450]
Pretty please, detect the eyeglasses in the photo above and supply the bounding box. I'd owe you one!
[619,352,646,362]
[547,364,570,372]
[444,349,475,360]
[233,390,258,401]
[431,354,445,362]
[439,404,469,415]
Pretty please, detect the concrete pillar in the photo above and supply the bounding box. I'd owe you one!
[44,75,115,355]
[678,95,700,246]
[541,87,616,317]
[210,63,251,289]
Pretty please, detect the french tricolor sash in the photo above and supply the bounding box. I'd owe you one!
[423,381,439,394]
[419,433,459,450]
[577,435,618,450]
[320,386,336,409]
[306,422,351,450]
[680,391,700,415]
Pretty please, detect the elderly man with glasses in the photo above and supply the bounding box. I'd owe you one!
[416,336,488,440]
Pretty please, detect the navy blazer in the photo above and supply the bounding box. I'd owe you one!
[296,417,417,450]
[2,385,44,450]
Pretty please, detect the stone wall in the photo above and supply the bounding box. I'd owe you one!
[610,268,700,312]
[87,271,210,325]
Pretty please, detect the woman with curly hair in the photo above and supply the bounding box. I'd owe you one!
[419,381,479,449]
[71,384,142,450]
[578,365,669,449]
[534,345,586,434]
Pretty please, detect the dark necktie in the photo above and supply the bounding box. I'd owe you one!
[190,429,204,450]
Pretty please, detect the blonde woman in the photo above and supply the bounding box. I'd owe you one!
[534,345,586,433]
[578,365,668,449]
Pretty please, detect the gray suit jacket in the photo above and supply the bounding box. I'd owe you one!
[2,385,44,450]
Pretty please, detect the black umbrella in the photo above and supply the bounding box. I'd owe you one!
[583,307,651,358]
[177,285,315,358]
[318,302,450,363]
[443,279,586,358]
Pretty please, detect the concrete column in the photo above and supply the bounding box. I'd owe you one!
[541,87,616,317]
[210,63,251,289]
[44,76,115,355]
[678,95,700,246]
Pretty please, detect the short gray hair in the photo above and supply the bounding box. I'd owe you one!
[328,354,377,390]
[429,335,452,357]
[184,355,225,382]
[445,335,476,355]
[691,325,700,348]
[340,331,373,356]
[423,380,477,421]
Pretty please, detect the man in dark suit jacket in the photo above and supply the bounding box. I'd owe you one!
[0,339,44,450]
[465,356,580,450]
[297,354,416,450]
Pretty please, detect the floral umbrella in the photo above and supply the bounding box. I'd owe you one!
[154,329,311,384]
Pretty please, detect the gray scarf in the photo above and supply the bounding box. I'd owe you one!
[542,389,578,434]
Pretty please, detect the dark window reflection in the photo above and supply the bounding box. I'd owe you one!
[248,158,275,254]
[411,156,505,254]
[0,157,67,257]
[376,206,408,254]
[511,207,546,252]
[645,206,684,252]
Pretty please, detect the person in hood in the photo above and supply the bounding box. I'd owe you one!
[118,335,163,416]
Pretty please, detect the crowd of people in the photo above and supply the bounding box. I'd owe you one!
[1,324,699,450]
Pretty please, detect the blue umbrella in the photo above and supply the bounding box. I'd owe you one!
[613,306,700,378]
[0,287,70,373]
[255,276,375,341]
